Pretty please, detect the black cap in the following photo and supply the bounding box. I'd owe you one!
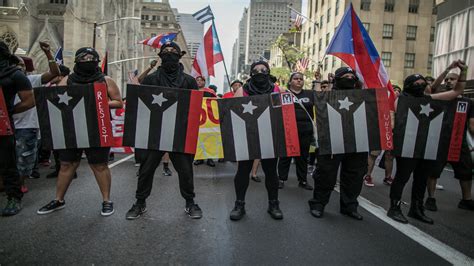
[403,74,426,89]
[250,60,270,72]
[159,41,181,55]
[335,67,358,80]
[74,47,100,62]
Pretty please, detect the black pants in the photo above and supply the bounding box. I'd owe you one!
[278,133,312,182]
[390,157,435,202]
[0,136,22,200]
[135,149,195,203]
[310,152,367,212]
[234,158,279,201]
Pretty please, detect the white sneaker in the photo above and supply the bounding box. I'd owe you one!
[435,184,444,190]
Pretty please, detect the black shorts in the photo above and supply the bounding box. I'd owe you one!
[430,145,473,181]
[58,147,110,164]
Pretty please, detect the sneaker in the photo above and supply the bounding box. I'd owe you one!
[298,181,313,190]
[308,165,315,175]
[251,175,262,183]
[383,176,394,186]
[229,200,246,221]
[185,203,203,219]
[436,184,444,190]
[206,159,216,167]
[29,170,40,179]
[278,180,284,189]
[364,175,375,187]
[458,199,474,211]
[2,198,22,216]
[162,167,172,176]
[37,200,65,215]
[125,203,147,220]
[20,185,28,193]
[193,160,204,166]
[101,201,115,216]
[424,197,438,212]
[267,200,283,220]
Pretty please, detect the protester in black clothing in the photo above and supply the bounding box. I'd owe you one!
[0,41,35,216]
[126,42,203,220]
[387,60,468,225]
[228,61,285,221]
[37,47,123,217]
[308,67,367,221]
[278,72,313,190]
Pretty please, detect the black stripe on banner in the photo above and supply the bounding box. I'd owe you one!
[123,84,139,147]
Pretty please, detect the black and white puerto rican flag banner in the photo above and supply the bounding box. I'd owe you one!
[123,84,203,154]
[35,83,113,150]
[218,92,300,161]
[314,89,392,155]
[393,96,469,162]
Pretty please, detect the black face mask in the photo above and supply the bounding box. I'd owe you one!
[251,73,270,87]
[160,52,180,73]
[75,61,99,76]
[404,83,426,97]
[335,77,357,90]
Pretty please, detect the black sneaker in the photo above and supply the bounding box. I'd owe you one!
[206,159,215,167]
[424,197,437,212]
[125,203,147,220]
[162,167,172,176]
[298,181,313,190]
[2,198,22,216]
[101,201,115,216]
[458,199,474,211]
[37,200,65,215]
[230,200,246,221]
[267,200,283,220]
[29,170,40,179]
[185,203,203,219]
[193,160,204,166]
[251,175,262,183]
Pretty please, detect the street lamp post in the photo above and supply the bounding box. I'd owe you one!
[92,17,141,48]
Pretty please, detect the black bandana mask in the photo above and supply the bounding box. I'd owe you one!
[403,83,426,97]
[160,52,180,73]
[75,61,99,75]
[335,77,357,90]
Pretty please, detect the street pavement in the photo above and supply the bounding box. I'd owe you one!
[0,154,472,265]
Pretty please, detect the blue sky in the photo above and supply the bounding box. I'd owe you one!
[169,0,307,92]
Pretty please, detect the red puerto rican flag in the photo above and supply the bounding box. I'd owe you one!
[326,3,396,111]
[190,23,224,78]
[139,32,178,49]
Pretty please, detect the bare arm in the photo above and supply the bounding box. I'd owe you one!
[138,60,157,83]
[431,61,467,101]
[39,41,60,84]
[105,76,123,109]
[13,90,35,114]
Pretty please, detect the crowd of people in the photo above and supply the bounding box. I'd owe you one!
[0,40,472,227]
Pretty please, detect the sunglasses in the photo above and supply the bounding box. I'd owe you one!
[251,69,269,75]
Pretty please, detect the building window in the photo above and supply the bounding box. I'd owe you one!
[327,8,331,23]
[428,54,433,70]
[383,24,394,39]
[320,15,324,28]
[309,0,313,18]
[405,53,415,68]
[324,57,328,71]
[315,0,319,13]
[332,57,336,67]
[409,0,419,13]
[362,23,370,33]
[312,44,316,55]
[314,26,317,34]
[318,38,322,51]
[152,15,157,21]
[303,32,306,41]
[335,0,340,16]
[430,26,435,42]
[384,0,395,12]
[326,32,330,47]
[164,16,168,21]
[308,29,311,39]
[361,0,371,11]
[381,52,392,67]
[406,25,417,40]
[321,0,325,7]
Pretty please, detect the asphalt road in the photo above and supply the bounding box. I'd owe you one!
[0,154,472,265]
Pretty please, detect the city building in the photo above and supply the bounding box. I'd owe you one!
[173,9,203,58]
[301,0,437,86]
[230,7,249,80]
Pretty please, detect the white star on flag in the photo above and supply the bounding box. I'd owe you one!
[338,97,353,111]
[152,93,167,107]
[242,101,258,115]
[419,103,434,117]
[57,91,72,105]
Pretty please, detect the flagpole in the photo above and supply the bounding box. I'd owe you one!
[211,20,232,91]
[287,5,319,27]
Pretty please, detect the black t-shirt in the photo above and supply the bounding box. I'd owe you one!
[0,69,32,128]
[290,89,314,135]
[142,71,198,90]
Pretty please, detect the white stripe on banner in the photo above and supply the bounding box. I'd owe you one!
[401,109,418,158]
[327,103,344,154]
[424,112,444,160]
[135,98,150,149]
[160,102,177,151]
[257,107,274,159]
[47,100,66,149]
[353,102,369,152]
[72,98,89,148]
[231,110,248,161]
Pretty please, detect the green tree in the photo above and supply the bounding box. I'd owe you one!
[272,34,305,71]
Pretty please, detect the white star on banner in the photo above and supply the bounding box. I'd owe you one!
[57,92,72,105]
[242,101,258,115]
[419,103,434,117]
[152,93,167,107]
[338,97,353,111]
